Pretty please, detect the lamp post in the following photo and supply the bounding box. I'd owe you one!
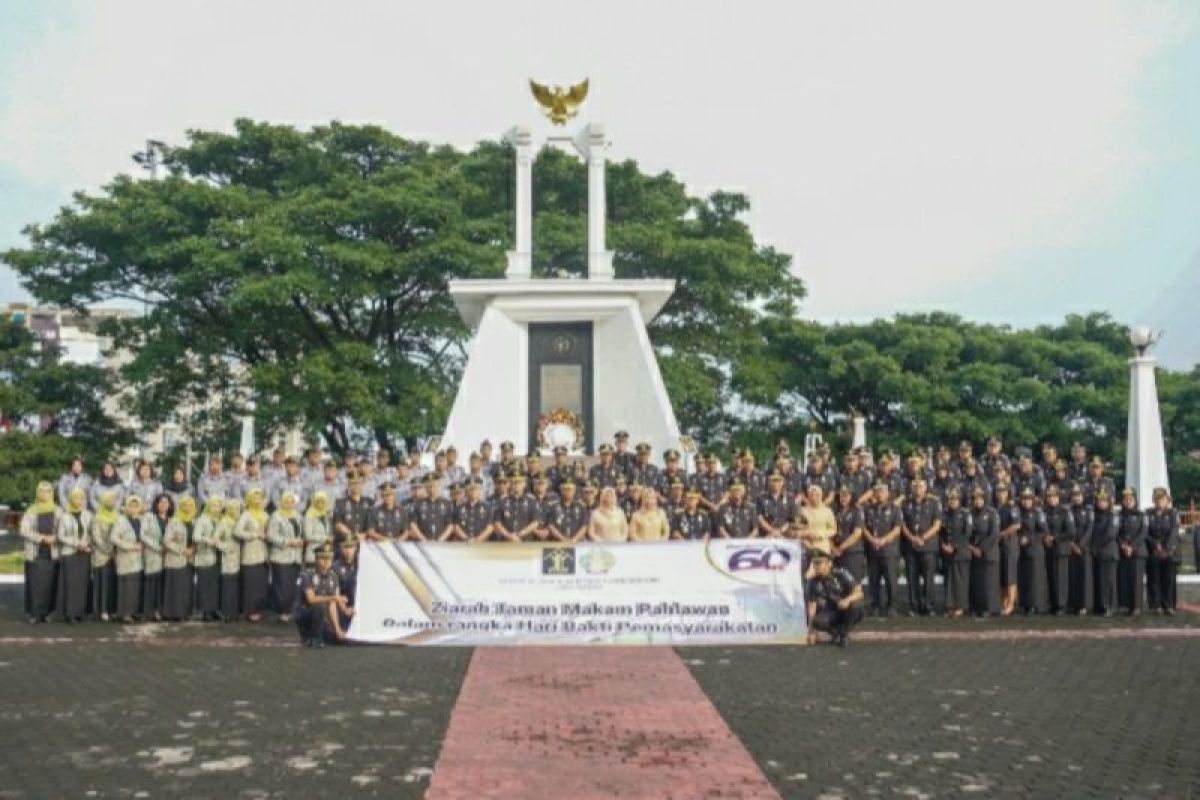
[1125,327,1169,507]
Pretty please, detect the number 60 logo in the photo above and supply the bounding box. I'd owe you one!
[727,546,792,571]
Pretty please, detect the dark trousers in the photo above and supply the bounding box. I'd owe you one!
[868,554,898,612]
[1094,559,1118,612]
[1069,552,1093,612]
[902,547,921,609]
[912,551,938,613]
[970,559,1001,615]
[1146,557,1176,610]
[295,604,333,643]
[1119,556,1145,612]
[836,552,867,583]
[1051,554,1071,611]
[811,603,865,638]
[945,559,970,611]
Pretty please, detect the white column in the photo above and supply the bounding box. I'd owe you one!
[851,414,866,450]
[504,126,534,279]
[574,123,614,280]
[1126,354,1170,506]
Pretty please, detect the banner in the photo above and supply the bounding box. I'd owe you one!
[347,538,806,646]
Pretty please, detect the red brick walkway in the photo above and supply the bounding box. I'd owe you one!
[426,647,780,799]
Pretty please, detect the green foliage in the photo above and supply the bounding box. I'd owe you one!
[0,432,87,510]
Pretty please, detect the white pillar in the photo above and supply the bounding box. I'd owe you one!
[574,123,614,280]
[851,414,866,450]
[1125,353,1170,507]
[504,126,534,279]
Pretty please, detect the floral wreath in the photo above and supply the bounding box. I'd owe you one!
[536,408,585,450]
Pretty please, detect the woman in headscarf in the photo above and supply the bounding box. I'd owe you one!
[20,481,61,623]
[192,496,224,622]
[304,491,333,566]
[55,486,92,623]
[216,498,242,621]
[90,489,120,621]
[236,487,270,622]
[110,495,145,623]
[162,495,197,621]
[628,488,670,542]
[268,491,305,623]
[587,487,630,542]
[89,461,126,513]
[141,493,171,621]
[164,465,193,509]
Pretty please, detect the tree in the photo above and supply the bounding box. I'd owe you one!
[3,120,804,454]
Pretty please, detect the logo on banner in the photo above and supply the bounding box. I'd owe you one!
[542,547,576,575]
[727,546,792,572]
[579,549,616,575]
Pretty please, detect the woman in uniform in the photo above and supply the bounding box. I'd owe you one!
[164,466,192,508]
[304,491,333,565]
[237,488,271,622]
[141,493,172,621]
[216,498,242,621]
[831,486,867,582]
[162,495,197,621]
[90,490,120,621]
[20,481,61,624]
[55,487,92,623]
[192,496,224,621]
[110,495,145,623]
[588,487,629,542]
[90,461,126,513]
[267,491,305,623]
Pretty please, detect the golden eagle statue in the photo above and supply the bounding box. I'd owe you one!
[529,78,589,125]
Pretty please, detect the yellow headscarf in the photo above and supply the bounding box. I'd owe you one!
[245,488,268,527]
[67,486,87,514]
[204,496,225,519]
[278,491,298,519]
[95,490,119,526]
[175,495,197,525]
[124,495,144,517]
[306,491,329,519]
[30,481,56,515]
[223,498,243,522]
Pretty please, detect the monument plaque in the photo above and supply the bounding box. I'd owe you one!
[540,364,583,415]
[528,322,593,452]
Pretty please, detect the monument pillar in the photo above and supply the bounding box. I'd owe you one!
[574,123,614,280]
[1125,327,1170,506]
[505,126,534,280]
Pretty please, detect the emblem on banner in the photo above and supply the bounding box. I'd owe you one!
[580,549,615,575]
[542,547,576,575]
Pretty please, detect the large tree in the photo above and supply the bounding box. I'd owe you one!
[3,120,802,455]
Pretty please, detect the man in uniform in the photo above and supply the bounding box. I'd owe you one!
[1068,442,1089,482]
[968,486,1001,616]
[902,478,942,616]
[529,476,558,539]
[333,472,373,546]
[1043,486,1076,615]
[655,449,686,500]
[444,446,467,486]
[299,447,324,489]
[1146,487,1179,615]
[413,474,455,541]
[981,436,1011,484]
[1067,484,1094,615]
[311,459,346,505]
[1012,455,1046,502]
[491,441,517,482]
[261,447,287,495]
[939,487,972,617]
[367,482,410,542]
[674,487,711,541]
[663,477,687,523]
[734,449,766,501]
[805,545,865,647]
[453,478,495,542]
[545,446,573,494]
[839,451,872,506]
[496,474,541,542]
[464,452,493,500]
[548,479,590,542]
[1092,490,1120,616]
[581,480,600,511]
[271,456,310,513]
[863,482,903,615]
[613,431,636,478]
[692,454,728,534]
[589,444,622,489]
[197,454,231,506]
[757,471,795,538]
[831,485,866,582]
[294,543,352,647]
[994,481,1021,615]
[1083,457,1116,508]
[718,478,757,539]
[628,443,658,488]
[333,535,359,607]
[127,460,163,509]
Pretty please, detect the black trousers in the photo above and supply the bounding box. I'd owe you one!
[911,551,938,613]
[1069,552,1093,612]
[902,547,921,609]
[1119,556,1145,612]
[1051,553,1071,611]
[1146,557,1176,610]
[295,604,334,642]
[811,604,865,638]
[867,554,898,612]
[836,552,867,583]
[1094,559,1118,612]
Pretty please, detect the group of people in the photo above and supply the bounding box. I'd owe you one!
[18,433,1188,646]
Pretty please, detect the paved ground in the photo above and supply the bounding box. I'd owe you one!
[2,584,1199,798]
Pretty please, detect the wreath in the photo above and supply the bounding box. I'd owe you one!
[536,408,585,451]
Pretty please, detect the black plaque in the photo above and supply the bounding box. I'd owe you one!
[528,322,593,453]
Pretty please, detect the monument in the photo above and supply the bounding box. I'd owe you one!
[1125,327,1170,505]
[439,81,684,458]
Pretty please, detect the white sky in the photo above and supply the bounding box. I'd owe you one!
[1,0,1198,359]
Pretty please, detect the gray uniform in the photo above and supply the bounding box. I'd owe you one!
[126,478,163,509]
[197,472,233,506]
[271,475,310,513]
[57,473,92,510]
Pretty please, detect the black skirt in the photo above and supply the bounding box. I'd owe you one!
[92,562,117,619]
[270,563,298,614]
[57,553,90,620]
[116,573,142,618]
[194,566,220,616]
[241,564,269,615]
[220,574,240,619]
[141,571,163,617]
[25,556,57,619]
[162,566,193,620]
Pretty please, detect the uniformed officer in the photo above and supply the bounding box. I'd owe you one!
[413,474,455,541]
[589,444,623,490]
[831,486,866,582]
[127,460,163,510]
[333,536,359,606]
[981,436,1011,484]
[465,452,493,500]
[495,474,540,541]
[1067,441,1089,482]
[655,449,686,500]
[545,446,573,494]
[757,471,795,538]
[1117,487,1147,615]
[994,482,1021,615]
[839,452,872,506]
[1067,484,1094,615]
[196,455,231,506]
[332,472,373,545]
[581,480,600,511]
[1016,487,1050,614]
[491,441,517,481]
[271,457,310,513]
[1042,486,1076,614]
[735,449,766,501]
[673,487,711,541]
[903,479,942,616]
[717,478,757,539]
[612,430,636,477]
[801,455,837,507]
[368,482,410,541]
[1082,457,1116,508]
[1091,491,1120,615]
[805,545,866,647]
[548,479,590,542]
[628,442,658,488]
[294,543,351,647]
[1012,455,1046,501]
[692,454,728,531]
[299,447,324,489]
[968,486,1001,617]
[311,460,346,505]
[863,482,902,616]
[1144,487,1178,615]
[663,477,687,523]
[454,477,495,542]
[57,457,92,512]
[940,488,972,617]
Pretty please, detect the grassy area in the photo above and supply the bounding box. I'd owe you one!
[0,551,23,575]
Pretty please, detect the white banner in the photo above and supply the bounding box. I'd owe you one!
[348,538,807,646]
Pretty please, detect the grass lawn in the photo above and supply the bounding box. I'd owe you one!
[0,551,23,575]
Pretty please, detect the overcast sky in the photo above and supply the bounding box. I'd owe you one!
[2,1,1198,363]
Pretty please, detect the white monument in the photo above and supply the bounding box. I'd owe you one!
[440,85,683,459]
[1124,327,1170,506]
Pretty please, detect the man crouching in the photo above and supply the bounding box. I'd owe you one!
[295,542,355,647]
[806,544,865,647]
